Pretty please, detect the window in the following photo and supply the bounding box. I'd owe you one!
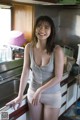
[0,8,11,45]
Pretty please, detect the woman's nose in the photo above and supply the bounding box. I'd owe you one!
[39,26,45,31]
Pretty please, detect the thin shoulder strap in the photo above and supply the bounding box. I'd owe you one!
[29,43,33,71]
[29,43,33,59]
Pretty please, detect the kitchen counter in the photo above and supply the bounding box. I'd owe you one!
[0,94,29,120]
[0,94,27,112]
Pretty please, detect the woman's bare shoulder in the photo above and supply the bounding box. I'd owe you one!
[54,45,63,53]
[54,45,64,57]
[25,42,32,51]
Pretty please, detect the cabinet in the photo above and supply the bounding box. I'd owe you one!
[59,75,78,116]
[66,78,77,109]
[33,0,58,3]
[60,79,68,116]
[0,0,11,5]
[59,0,80,4]
[59,77,80,120]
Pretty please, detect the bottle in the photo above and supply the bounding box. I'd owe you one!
[6,46,12,61]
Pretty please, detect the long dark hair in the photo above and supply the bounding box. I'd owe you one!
[32,16,56,54]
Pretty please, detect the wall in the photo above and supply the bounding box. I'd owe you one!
[35,5,80,56]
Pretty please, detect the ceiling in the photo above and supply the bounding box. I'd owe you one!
[12,0,79,5]
[12,0,75,5]
[12,0,59,5]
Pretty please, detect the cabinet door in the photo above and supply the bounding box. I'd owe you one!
[59,104,67,116]
[66,81,77,109]
[61,79,67,104]
[60,79,67,116]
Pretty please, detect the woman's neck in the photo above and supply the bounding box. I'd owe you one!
[36,40,46,51]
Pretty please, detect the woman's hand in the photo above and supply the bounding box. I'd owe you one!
[6,96,23,110]
[32,88,42,106]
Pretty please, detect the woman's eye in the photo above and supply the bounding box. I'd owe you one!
[45,26,49,29]
[37,24,41,27]
[36,24,50,30]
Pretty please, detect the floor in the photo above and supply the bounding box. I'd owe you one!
[59,102,80,120]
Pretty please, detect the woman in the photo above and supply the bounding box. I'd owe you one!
[6,16,64,120]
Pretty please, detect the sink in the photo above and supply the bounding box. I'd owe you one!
[0,79,29,108]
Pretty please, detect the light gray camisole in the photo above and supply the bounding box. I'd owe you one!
[29,46,61,94]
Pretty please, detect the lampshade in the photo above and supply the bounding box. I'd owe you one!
[76,44,80,65]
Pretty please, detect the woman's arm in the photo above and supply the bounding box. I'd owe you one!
[6,43,31,108]
[18,43,31,98]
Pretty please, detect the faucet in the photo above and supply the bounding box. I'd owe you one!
[0,75,3,81]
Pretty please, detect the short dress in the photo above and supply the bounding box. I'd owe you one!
[27,46,61,108]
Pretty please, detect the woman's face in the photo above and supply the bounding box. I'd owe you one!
[35,21,51,41]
